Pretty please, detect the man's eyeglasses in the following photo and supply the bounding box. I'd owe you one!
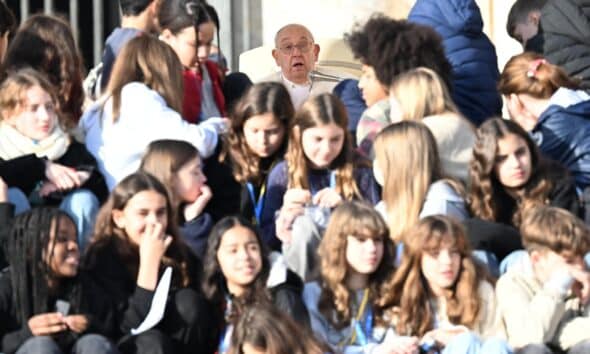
[277,41,313,55]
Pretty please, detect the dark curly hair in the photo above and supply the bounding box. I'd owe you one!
[468,118,557,226]
[345,14,452,92]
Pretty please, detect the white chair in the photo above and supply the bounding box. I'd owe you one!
[239,37,361,82]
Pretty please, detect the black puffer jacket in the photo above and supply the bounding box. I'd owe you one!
[542,0,590,89]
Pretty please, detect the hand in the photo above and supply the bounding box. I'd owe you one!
[506,94,538,131]
[139,222,172,266]
[422,326,468,348]
[76,170,92,185]
[39,181,60,197]
[138,222,172,290]
[28,312,67,336]
[282,188,311,211]
[44,161,81,191]
[64,314,89,333]
[386,336,420,354]
[0,177,7,202]
[312,187,342,208]
[183,185,213,221]
[569,267,590,305]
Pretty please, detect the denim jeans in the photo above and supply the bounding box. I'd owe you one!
[15,334,118,354]
[8,187,99,250]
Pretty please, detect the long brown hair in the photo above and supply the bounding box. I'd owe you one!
[318,201,396,329]
[389,215,483,337]
[222,82,294,184]
[374,121,458,242]
[228,304,325,354]
[468,118,554,226]
[287,94,361,200]
[88,172,193,287]
[105,35,184,121]
[139,139,200,209]
[498,52,580,99]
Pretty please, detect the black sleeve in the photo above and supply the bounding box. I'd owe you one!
[270,271,310,328]
[0,271,34,354]
[0,155,45,196]
[57,142,108,203]
[549,175,580,217]
[0,202,15,269]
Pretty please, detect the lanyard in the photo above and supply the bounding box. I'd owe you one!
[309,170,336,196]
[346,288,373,346]
[218,295,233,353]
[246,181,266,225]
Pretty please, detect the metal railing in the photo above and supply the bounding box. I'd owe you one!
[18,0,104,66]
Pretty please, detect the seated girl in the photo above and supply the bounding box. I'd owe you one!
[0,68,107,248]
[262,93,379,280]
[140,139,213,258]
[83,173,213,354]
[0,208,117,354]
[388,67,476,183]
[467,118,579,262]
[80,35,226,191]
[499,52,590,191]
[218,82,294,223]
[202,216,309,354]
[303,201,399,354]
[388,215,512,354]
[373,121,468,243]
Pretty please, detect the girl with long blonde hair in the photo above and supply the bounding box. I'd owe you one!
[373,121,467,243]
[389,67,475,183]
[388,215,511,354]
[260,94,379,280]
[303,201,400,353]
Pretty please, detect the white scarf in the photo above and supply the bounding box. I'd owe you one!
[0,121,70,161]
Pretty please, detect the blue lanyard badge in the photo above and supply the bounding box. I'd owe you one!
[353,307,373,346]
[309,170,336,196]
[246,181,266,225]
[217,324,232,354]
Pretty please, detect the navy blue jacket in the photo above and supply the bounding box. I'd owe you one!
[409,0,501,126]
[532,99,590,190]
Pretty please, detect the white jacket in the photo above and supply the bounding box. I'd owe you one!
[79,82,225,190]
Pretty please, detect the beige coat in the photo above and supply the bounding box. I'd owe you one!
[496,262,590,350]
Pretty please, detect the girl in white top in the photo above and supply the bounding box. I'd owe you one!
[79,35,226,190]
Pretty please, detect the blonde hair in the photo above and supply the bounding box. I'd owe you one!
[373,121,445,242]
[318,201,396,329]
[498,52,580,99]
[286,94,361,200]
[105,35,184,122]
[0,68,59,123]
[390,67,459,121]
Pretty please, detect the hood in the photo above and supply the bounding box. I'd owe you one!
[548,87,590,109]
[409,0,483,34]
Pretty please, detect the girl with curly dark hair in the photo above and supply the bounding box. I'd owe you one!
[468,118,578,227]
[466,118,579,262]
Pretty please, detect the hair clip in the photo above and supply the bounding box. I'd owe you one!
[527,58,546,78]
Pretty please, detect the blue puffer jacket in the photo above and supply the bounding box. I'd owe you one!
[532,88,590,190]
[409,0,501,126]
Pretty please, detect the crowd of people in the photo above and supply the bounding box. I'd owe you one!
[0,0,589,353]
